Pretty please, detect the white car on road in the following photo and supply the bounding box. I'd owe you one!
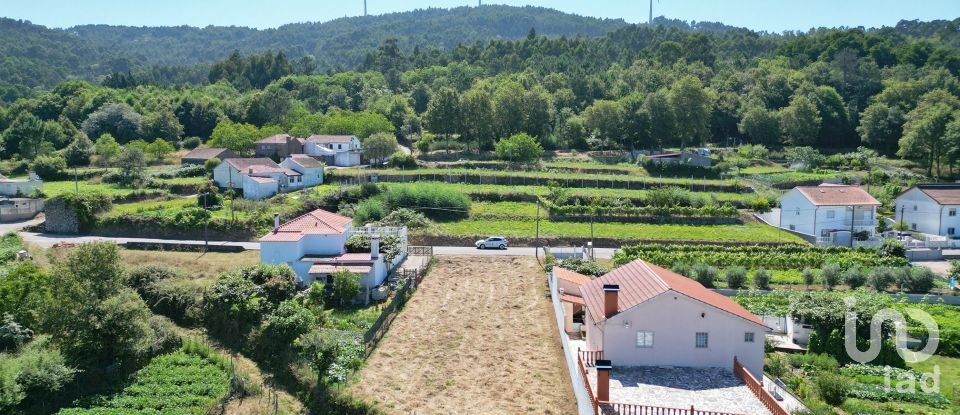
[475,236,508,250]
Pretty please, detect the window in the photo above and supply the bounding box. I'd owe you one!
[789,224,796,230]
[912,223,917,230]
[744,332,755,343]
[338,144,343,150]
[826,210,835,219]
[951,209,957,217]
[950,228,956,236]
[914,205,918,211]
[636,331,654,348]
[796,208,800,216]
[695,332,709,348]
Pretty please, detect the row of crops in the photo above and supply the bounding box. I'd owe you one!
[58,341,232,415]
[613,244,908,270]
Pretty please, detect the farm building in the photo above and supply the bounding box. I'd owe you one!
[776,184,880,247]
[255,134,305,159]
[579,259,769,379]
[212,158,305,200]
[895,184,960,238]
[180,147,235,165]
[260,209,407,301]
[304,135,362,167]
[0,173,42,197]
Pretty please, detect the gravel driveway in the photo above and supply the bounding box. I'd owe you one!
[589,367,771,415]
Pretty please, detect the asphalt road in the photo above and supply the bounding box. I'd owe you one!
[19,231,616,259]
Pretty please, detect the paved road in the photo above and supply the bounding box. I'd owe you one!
[19,230,616,259]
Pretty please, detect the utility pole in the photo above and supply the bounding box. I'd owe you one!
[364,0,367,16]
[74,166,79,193]
[649,0,653,24]
[202,192,209,250]
[535,198,541,258]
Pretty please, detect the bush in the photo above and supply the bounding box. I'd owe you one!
[331,270,361,305]
[494,133,543,165]
[842,266,867,289]
[29,154,67,180]
[868,267,896,292]
[815,373,848,406]
[724,266,747,289]
[378,208,430,228]
[898,266,936,293]
[182,137,202,150]
[388,151,417,169]
[691,263,717,288]
[821,263,841,290]
[60,192,113,230]
[802,268,817,286]
[556,258,609,277]
[203,157,221,175]
[645,186,702,208]
[127,265,180,292]
[671,262,691,277]
[788,353,839,372]
[879,238,906,258]
[381,184,470,220]
[359,182,381,198]
[753,268,771,290]
[750,197,772,213]
[353,198,386,225]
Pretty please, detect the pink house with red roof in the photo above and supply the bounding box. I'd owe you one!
[579,259,770,378]
[260,209,388,291]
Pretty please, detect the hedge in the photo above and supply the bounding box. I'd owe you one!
[614,243,908,270]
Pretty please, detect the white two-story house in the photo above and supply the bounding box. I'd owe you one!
[895,184,960,238]
[778,184,880,246]
[304,135,362,167]
[260,209,388,291]
[280,155,325,187]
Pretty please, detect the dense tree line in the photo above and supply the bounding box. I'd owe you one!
[1,11,960,175]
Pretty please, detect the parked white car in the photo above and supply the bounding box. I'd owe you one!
[475,236,508,250]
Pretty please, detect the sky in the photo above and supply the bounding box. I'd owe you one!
[3,0,958,32]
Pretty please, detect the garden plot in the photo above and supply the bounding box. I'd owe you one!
[349,256,575,415]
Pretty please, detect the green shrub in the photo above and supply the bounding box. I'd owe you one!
[381,184,470,220]
[814,373,848,406]
[494,133,543,165]
[724,266,747,289]
[127,265,180,292]
[378,208,430,228]
[868,267,896,292]
[353,198,386,225]
[60,192,113,230]
[30,154,67,180]
[788,353,839,372]
[691,263,717,288]
[842,266,867,289]
[898,266,936,293]
[802,268,817,286]
[182,137,202,150]
[878,238,906,258]
[556,258,608,277]
[750,197,772,213]
[388,151,417,169]
[359,182,381,198]
[671,262,691,277]
[753,268,771,290]
[821,263,841,289]
[645,186,702,208]
[331,270,361,306]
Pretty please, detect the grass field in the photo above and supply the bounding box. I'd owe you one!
[349,256,575,415]
[334,167,738,187]
[432,219,806,243]
[119,249,261,287]
[43,180,156,198]
[412,182,757,204]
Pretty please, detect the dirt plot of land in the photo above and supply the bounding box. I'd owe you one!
[349,256,575,415]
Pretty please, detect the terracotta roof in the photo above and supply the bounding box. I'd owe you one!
[913,184,960,205]
[581,259,768,328]
[259,209,353,242]
[307,135,356,143]
[560,293,585,305]
[555,268,593,286]
[795,185,880,206]
[182,147,230,160]
[286,155,324,168]
[225,158,282,171]
[257,134,298,144]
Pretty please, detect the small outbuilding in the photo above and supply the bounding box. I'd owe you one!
[180,147,236,165]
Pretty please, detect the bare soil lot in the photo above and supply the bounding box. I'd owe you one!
[349,256,575,415]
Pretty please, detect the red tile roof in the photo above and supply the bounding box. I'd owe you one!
[795,185,880,206]
[581,259,768,328]
[225,158,282,171]
[560,293,586,305]
[309,265,372,274]
[913,184,960,205]
[555,267,593,286]
[259,209,353,242]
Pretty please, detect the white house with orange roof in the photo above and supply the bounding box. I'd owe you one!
[260,209,389,293]
[580,259,770,378]
[776,184,880,246]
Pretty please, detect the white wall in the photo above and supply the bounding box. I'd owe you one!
[780,189,877,244]
[778,189,816,235]
[241,176,280,200]
[213,162,241,189]
[280,159,324,187]
[896,188,955,235]
[596,292,766,379]
[0,180,41,197]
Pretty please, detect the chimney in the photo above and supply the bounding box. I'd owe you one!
[273,213,280,232]
[596,359,612,402]
[370,235,380,260]
[603,284,619,319]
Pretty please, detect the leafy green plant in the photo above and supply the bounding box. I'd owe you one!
[814,373,848,406]
[691,263,717,288]
[821,263,841,290]
[753,268,771,290]
[725,266,747,289]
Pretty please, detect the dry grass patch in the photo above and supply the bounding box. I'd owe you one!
[119,249,261,286]
[349,256,575,415]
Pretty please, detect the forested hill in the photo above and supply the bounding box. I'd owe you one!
[0,6,625,91]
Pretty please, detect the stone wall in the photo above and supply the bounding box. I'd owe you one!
[43,197,80,234]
